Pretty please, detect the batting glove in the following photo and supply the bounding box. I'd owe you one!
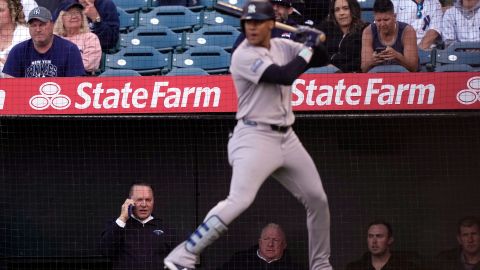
[294,26,325,48]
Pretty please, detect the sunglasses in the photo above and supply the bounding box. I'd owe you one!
[416,1,423,18]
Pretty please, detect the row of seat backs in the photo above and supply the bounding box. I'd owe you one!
[118,6,240,32]
[99,67,210,76]
[104,45,231,75]
[119,25,240,52]
[114,0,246,12]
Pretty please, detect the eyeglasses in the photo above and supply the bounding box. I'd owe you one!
[63,10,82,18]
[416,1,423,18]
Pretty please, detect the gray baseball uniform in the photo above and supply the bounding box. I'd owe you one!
[164,38,332,270]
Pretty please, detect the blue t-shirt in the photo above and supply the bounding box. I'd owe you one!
[3,35,85,77]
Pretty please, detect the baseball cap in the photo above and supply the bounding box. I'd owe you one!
[270,0,293,7]
[61,1,84,11]
[28,6,52,23]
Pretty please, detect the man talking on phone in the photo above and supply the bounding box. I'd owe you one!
[100,182,179,270]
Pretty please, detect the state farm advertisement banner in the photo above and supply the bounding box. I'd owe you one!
[0,72,479,115]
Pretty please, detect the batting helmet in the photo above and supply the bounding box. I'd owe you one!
[240,0,275,21]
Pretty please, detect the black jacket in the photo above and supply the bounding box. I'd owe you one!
[346,251,421,270]
[219,245,304,270]
[436,247,480,270]
[100,217,178,270]
[318,20,368,72]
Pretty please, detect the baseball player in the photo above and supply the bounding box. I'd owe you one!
[164,1,332,270]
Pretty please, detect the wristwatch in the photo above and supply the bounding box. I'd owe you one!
[94,16,101,23]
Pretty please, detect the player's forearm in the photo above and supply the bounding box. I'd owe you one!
[260,54,310,85]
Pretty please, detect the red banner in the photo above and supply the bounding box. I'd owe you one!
[0,72,479,115]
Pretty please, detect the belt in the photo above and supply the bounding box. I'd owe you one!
[242,119,291,133]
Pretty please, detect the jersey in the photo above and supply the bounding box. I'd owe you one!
[229,38,304,127]
[3,35,85,77]
[392,0,443,44]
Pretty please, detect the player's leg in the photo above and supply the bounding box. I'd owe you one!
[272,131,332,270]
[164,127,283,270]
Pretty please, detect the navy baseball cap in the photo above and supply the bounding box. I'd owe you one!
[62,1,84,11]
[28,6,53,23]
[270,0,293,7]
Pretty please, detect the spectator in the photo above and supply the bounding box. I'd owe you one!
[53,1,101,74]
[100,182,179,270]
[392,0,443,49]
[54,0,119,50]
[442,0,480,47]
[232,0,298,50]
[436,216,480,270]
[219,223,302,270]
[361,0,418,72]
[318,0,368,72]
[0,0,30,78]
[346,220,420,270]
[3,6,85,77]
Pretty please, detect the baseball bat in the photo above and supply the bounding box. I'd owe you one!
[213,1,326,42]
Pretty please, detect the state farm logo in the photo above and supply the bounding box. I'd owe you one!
[457,76,480,105]
[29,82,71,110]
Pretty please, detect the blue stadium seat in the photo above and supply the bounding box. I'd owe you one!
[99,69,142,77]
[361,10,374,23]
[222,0,247,9]
[112,0,149,12]
[368,65,409,73]
[357,0,375,9]
[139,6,202,32]
[185,25,240,51]
[203,11,241,28]
[434,42,480,72]
[197,0,216,9]
[172,45,231,74]
[120,25,183,52]
[105,46,171,75]
[117,7,137,32]
[166,67,210,75]
[418,49,435,72]
[305,65,342,74]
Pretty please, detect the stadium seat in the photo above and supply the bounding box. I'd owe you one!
[223,0,247,9]
[434,41,480,72]
[112,0,149,12]
[185,25,240,51]
[99,69,142,77]
[172,45,231,74]
[117,7,137,32]
[357,0,375,9]
[105,46,171,75]
[361,10,374,23]
[203,11,241,28]
[418,49,435,72]
[197,0,216,9]
[120,25,183,52]
[139,6,202,32]
[305,65,342,74]
[368,65,409,73]
[166,67,210,75]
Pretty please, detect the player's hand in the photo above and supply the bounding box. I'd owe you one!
[294,26,325,48]
[83,0,100,21]
[119,198,134,223]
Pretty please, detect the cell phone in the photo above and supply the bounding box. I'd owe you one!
[375,46,386,53]
[128,204,135,217]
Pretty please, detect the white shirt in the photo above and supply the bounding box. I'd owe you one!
[392,0,443,44]
[0,24,30,78]
[21,0,38,19]
[442,5,480,43]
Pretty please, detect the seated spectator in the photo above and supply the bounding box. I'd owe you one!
[54,0,119,51]
[219,223,302,270]
[346,220,420,270]
[0,0,30,78]
[318,0,368,72]
[53,1,101,74]
[436,216,480,270]
[392,0,443,49]
[3,6,85,77]
[442,0,480,47]
[361,0,418,72]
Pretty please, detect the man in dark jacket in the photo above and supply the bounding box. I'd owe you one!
[219,223,303,270]
[54,0,119,50]
[436,216,480,270]
[100,182,178,270]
